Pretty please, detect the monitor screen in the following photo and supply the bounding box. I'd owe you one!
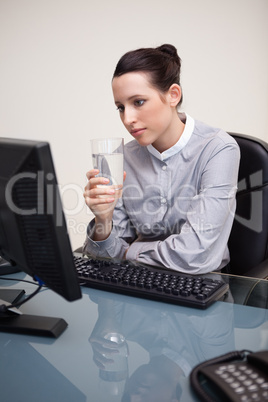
[0,137,82,336]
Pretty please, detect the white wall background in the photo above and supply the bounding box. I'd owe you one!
[0,0,267,250]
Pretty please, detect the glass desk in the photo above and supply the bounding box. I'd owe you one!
[0,271,268,402]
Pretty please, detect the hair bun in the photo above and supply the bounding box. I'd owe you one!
[157,44,178,58]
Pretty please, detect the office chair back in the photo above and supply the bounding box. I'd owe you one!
[228,133,268,276]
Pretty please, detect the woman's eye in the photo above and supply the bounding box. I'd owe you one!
[116,105,124,112]
[134,100,145,107]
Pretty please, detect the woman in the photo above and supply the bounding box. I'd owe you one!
[83,44,240,274]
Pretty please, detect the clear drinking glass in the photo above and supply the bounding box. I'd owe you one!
[90,138,124,191]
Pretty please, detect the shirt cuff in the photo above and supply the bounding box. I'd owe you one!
[126,241,151,261]
[85,219,116,255]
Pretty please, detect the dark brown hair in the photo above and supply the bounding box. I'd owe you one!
[113,44,183,105]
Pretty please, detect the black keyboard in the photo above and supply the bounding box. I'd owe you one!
[74,255,229,309]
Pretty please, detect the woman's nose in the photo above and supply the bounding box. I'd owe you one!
[122,107,137,126]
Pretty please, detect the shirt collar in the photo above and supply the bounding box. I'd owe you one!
[147,113,195,161]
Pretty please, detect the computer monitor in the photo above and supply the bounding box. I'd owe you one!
[0,137,82,336]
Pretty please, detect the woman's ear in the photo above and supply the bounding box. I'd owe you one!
[168,84,182,107]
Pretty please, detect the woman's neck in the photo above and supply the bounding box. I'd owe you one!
[152,112,185,153]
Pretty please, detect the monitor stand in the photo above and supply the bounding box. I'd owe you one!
[0,260,25,315]
[0,257,21,275]
[0,310,68,338]
[0,269,67,338]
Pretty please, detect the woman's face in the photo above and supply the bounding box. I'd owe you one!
[112,72,181,152]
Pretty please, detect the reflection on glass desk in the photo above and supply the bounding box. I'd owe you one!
[0,272,268,402]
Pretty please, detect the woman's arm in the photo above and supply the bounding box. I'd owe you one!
[125,144,240,274]
[83,197,137,259]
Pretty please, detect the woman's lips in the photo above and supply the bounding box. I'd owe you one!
[130,128,146,137]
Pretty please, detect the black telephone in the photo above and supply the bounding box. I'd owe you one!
[190,350,268,402]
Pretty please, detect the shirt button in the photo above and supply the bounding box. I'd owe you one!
[161,198,167,204]
[162,165,167,171]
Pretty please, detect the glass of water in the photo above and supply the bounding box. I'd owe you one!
[90,138,124,191]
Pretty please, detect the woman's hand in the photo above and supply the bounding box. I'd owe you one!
[89,335,120,370]
[83,169,126,240]
[84,169,118,220]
